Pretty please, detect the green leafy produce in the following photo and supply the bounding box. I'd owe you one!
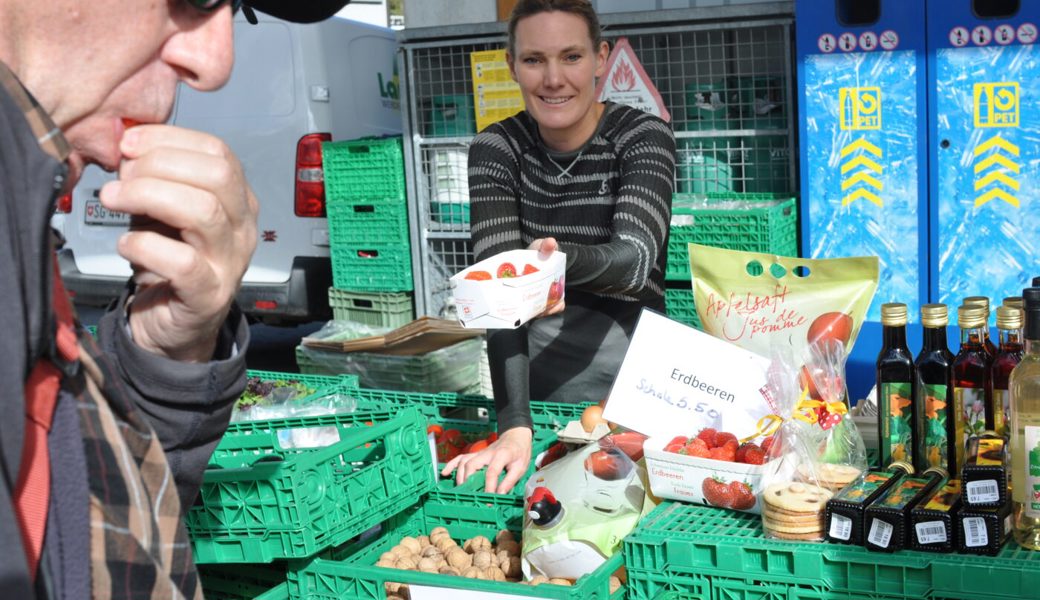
[237,376,315,409]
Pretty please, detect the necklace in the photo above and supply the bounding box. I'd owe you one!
[546,148,585,178]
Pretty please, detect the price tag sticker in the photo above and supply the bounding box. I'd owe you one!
[829,514,853,540]
[963,516,989,547]
[867,518,894,548]
[915,521,948,545]
[965,480,1000,504]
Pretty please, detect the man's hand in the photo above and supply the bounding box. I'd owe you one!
[100,124,258,362]
[527,237,565,317]
[441,426,533,494]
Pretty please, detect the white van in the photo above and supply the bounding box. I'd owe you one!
[55,13,402,324]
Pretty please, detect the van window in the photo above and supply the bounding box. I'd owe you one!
[175,22,295,119]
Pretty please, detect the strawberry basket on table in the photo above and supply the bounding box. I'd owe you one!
[644,426,781,514]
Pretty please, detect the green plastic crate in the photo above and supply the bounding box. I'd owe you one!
[623,501,1040,600]
[198,564,288,600]
[664,287,701,329]
[288,501,626,600]
[185,405,434,564]
[245,370,360,397]
[330,243,413,292]
[666,192,798,281]
[328,288,414,328]
[323,137,405,202]
[327,197,409,246]
[296,337,482,394]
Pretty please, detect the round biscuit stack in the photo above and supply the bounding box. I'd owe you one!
[760,481,833,540]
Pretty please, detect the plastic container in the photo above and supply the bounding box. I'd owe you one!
[287,501,626,600]
[664,287,701,329]
[295,337,482,394]
[322,137,405,202]
[326,197,409,246]
[197,564,289,600]
[428,94,476,137]
[327,288,414,329]
[330,243,413,292]
[666,192,798,281]
[624,501,1040,600]
[185,405,435,564]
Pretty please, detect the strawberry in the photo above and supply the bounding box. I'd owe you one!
[735,442,752,463]
[664,436,689,453]
[685,437,711,458]
[728,481,756,510]
[709,445,736,462]
[522,264,540,276]
[701,477,733,508]
[696,428,718,448]
[742,444,766,465]
[761,435,776,455]
[713,431,738,449]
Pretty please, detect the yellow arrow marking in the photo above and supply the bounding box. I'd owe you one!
[974,153,1020,174]
[975,170,1020,191]
[840,138,883,158]
[842,171,884,191]
[975,188,1020,208]
[842,188,883,208]
[841,155,884,175]
[974,135,1020,157]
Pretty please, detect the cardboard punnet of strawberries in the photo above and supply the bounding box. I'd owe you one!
[602,245,879,538]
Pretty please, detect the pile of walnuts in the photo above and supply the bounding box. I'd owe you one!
[375,527,584,599]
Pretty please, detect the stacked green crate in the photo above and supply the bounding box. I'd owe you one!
[664,192,798,327]
[624,501,1040,600]
[185,403,435,564]
[323,137,415,327]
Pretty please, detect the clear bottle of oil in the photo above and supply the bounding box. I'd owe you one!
[1010,288,1040,549]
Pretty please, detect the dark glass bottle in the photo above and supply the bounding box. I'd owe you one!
[876,303,916,468]
[913,304,957,475]
[952,305,993,472]
[963,296,997,357]
[992,305,1023,440]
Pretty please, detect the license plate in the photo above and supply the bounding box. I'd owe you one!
[85,200,129,226]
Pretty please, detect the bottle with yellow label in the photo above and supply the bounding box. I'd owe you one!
[876,303,916,467]
[913,304,957,475]
[992,305,1023,440]
[1010,288,1040,550]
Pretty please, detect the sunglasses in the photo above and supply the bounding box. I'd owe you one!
[184,0,244,15]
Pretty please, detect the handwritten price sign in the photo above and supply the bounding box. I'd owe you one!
[603,309,775,440]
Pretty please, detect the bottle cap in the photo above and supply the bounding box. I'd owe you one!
[957,305,988,329]
[963,296,991,312]
[921,303,948,328]
[886,460,915,476]
[880,303,908,326]
[1003,297,1023,309]
[1032,276,1040,288]
[922,466,949,480]
[996,305,1022,330]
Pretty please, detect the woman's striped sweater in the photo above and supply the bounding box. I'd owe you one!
[468,102,675,431]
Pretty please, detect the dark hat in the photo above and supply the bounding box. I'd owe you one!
[244,0,352,23]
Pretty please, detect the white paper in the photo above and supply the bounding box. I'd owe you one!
[410,585,548,600]
[603,309,773,440]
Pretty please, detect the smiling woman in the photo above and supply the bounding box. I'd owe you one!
[440,0,677,495]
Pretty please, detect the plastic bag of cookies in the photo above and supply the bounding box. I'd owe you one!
[757,340,868,541]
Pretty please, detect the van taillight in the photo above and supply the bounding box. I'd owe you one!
[56,193,72,214]
[295,132,332,218]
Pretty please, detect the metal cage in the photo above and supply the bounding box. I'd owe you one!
[399,3,797,317]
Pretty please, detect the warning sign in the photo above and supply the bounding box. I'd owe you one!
[595,37,671,122]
